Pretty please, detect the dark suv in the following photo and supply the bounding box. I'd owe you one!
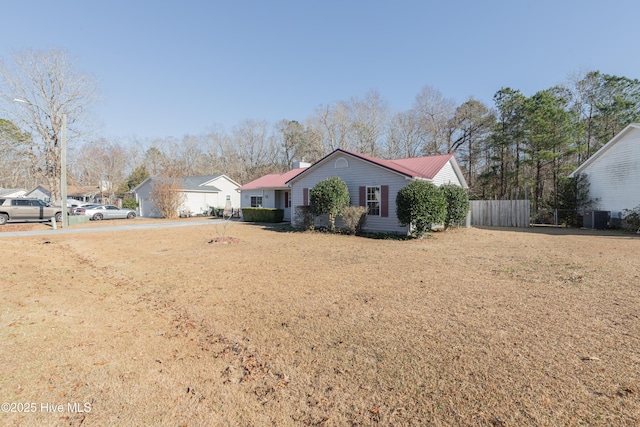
[0,198,65,225]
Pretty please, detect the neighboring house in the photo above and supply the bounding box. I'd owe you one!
[286,149,468,234]
[569,123,640,218]
[131,175,241,218]
[0,188,27,198]
[237,162,310,221]
[25,185,100,205]
[24,185,51,202]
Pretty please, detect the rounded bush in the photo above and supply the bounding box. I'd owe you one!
[396,181,446,237]
[440,183,469,229]
[310,176,350,232]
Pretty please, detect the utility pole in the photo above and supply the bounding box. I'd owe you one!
[61,114,68,228]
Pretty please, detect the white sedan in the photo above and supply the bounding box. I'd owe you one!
[76,205,137,221]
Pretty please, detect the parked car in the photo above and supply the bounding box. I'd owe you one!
[76,205,137,221]
[71,203,101,215]
[0,197,67,225]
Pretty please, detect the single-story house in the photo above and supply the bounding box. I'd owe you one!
[286,148,468,234]
[0,188,27,198]
[131,175,241,218]
[25,185,101,205]
[569,123,640,218]
[237,162,310,221]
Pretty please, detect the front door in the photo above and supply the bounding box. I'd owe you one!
[283,191,291,221]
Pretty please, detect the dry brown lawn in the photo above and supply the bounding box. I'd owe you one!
[0,220,639,426]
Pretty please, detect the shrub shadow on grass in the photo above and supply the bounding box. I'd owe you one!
[257,222,418,240]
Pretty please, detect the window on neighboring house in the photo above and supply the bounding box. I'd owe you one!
[250,196,263,207]
[367,186,380,216]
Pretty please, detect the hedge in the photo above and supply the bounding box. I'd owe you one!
[241,208,284,223]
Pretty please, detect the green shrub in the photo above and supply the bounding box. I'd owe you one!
[440,183,469,229]
[396,181,446,237]
[341,206,368,235]
[622,205,640,232]
[294,205,314,230]
[310,176,350,232]
[241,208,284,223]
[122,197,139,210]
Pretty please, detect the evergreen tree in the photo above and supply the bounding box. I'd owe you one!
[523,88,575,213]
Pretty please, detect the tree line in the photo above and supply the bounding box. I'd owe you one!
[1,50,639,214]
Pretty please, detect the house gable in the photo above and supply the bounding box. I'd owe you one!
[288,149,468,233]
[289,151,412,234]
[288,149,467,187]
[130,174,240,217]
[569,123,640,214]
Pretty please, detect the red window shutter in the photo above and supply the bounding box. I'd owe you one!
[303,188,308,206]
[359,186,366,207]
[381,185,389,217]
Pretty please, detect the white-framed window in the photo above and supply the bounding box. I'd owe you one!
[367,186,380,216]
[250,196,263,207]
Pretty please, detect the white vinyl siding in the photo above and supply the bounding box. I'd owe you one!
[206,176,241,209]
[432,160,463,187]
[240,190,277,209]
[579,128,640,215]
[290,152,410,234]
[181,191,219,215]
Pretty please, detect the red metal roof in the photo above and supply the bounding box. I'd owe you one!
[391,154,455,179]
[238,168,306,190]
[339,149,455,179]
[284,149,456,183]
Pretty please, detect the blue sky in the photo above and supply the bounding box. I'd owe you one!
[2,1,639,141]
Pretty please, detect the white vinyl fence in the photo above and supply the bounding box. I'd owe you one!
[470,200,530,227]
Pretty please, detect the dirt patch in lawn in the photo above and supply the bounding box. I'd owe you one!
[0,222,638,426]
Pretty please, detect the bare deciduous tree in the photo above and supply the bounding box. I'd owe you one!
[412,85,456,155]
[386,110,424,158]
[347,89,388,156]
[232,119,280,183]
[0,49,99,203]
[308,101,351,153]
[149,177,185,218]
[73,140,131,202]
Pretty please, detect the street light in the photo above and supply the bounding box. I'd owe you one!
[14,98,68,228]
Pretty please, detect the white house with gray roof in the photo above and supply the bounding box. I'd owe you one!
[0,188,27,198]
[131,175,241,218]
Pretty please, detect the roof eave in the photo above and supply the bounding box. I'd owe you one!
[286,149,414,184]
[569,123,640,177]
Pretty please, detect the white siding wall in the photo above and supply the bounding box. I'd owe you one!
[583,130,640,215]
[134,180,159,217]
[209,177,241,208]
[181,192,219,215]
[290,153,410,234]
[240,190,276,209]
[432,160,463,187]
